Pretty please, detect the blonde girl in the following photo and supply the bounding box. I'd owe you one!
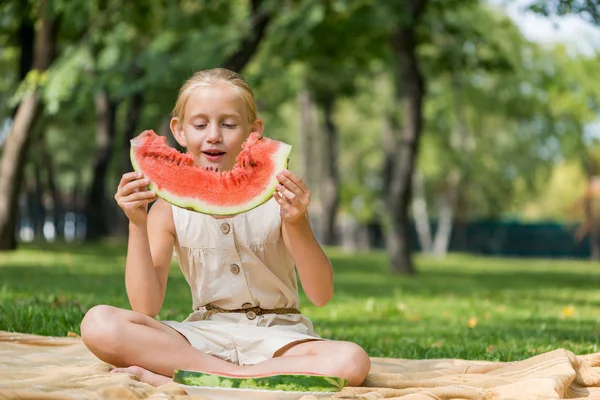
[80,68,371,387]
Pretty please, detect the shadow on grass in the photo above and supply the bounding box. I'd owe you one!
[6,240,129,256]
[328,252,600,305]
[4,244,600,306]
[313,315,599,360]
[3,243,600,348]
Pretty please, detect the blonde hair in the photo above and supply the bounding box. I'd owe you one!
[172,68,257,123]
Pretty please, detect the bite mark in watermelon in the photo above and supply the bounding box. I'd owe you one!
[173,370,348,392]
[130,130,291,215]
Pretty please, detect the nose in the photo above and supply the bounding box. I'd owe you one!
[206,124,222,143]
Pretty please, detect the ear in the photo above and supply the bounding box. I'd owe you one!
[251,118,264,135]
[170,117,187,147]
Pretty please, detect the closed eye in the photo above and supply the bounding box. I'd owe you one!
[222,123,237,128]
[194,124,207,129]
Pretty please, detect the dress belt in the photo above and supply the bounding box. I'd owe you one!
[201,303,301,320]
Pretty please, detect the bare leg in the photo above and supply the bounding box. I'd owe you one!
[110,365,172,386]
[80,305,242,385]
[245,340,371,387]
[81,306,370,387]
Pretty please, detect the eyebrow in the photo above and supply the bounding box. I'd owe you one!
[188,112,242,120]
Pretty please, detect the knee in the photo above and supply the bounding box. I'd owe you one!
[80,305,124,352]
[334,342,371,387]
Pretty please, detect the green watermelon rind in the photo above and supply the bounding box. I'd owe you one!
[129,140,292,216]
[173,370,348,393]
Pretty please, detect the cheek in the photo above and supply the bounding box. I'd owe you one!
[227,131,249,153]
[183,131,202,148]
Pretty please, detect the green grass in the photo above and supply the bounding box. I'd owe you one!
[1,241,599,362]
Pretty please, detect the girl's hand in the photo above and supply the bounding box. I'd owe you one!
[115,172,157,225]
[274,169,311,224]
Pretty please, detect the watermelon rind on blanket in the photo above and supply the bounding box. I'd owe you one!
[173,369,348,393]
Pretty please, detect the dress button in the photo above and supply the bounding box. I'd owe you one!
[246,311,257,320]
[241,302,253,309]
[220,223,230,234]
[230,264,240,275]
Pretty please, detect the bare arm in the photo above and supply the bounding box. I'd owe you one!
[274,170,334,307]
[125,199,175,317]
[282,215,333,307]
[114,172,175,317]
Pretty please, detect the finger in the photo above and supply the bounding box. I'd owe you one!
[119,172,143,188]
[279,169,310,194]
[276,173,310,206]
[120,178,150,196]
[125,199,154,211]
[274,193,306,222]
[276,173,303,198]
[273,191,292,208]
[125,190,156,202]
[276,171,299,192]
[276,184,302,205]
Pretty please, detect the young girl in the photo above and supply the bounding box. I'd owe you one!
[80,68,371,388]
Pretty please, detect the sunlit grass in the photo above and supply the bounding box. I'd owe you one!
[1,242,599,361]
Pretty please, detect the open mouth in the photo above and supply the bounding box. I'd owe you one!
[203,150,226,161]
[203,150,225,156]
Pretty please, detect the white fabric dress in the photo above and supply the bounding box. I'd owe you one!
[161,198,322,366]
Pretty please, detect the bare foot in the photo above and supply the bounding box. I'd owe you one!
[111,365,172,387]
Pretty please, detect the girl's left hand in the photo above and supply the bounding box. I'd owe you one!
[274,169,311,223]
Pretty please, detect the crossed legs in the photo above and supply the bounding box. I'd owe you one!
[80,305,371,387]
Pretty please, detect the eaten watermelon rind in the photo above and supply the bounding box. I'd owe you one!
[129,131,292,216]
[173,370,348,393]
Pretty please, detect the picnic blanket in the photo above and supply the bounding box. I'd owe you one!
[1,330,600,399]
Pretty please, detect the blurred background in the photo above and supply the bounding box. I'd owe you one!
[1,0,599,275]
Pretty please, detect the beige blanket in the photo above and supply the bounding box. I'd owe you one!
[1,330,600,399]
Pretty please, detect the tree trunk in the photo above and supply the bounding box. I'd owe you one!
[298,91,315,192]
[319,95,339,246]
[223,0,271,72]
[411,169,432,253]
[40,136,62,239]
[24,171,35,242]
[432,169,461,257]
[0,0,59,250]
[430,74,470,258]
[385,0,428,274]
[297,89,324,240]
[32,155,45,239]
[11,0,35,117]
[84,91,118,240]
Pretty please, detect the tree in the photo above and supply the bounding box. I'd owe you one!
[0,0,59,250]
[251,0,387,245]
[382,0,429,274]
[25,0,275,241]
[410,1,525,257]
[529,0,600,24]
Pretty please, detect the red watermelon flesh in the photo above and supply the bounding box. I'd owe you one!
[130,130,291,215]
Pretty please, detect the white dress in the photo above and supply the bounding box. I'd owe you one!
[161,198,322,366]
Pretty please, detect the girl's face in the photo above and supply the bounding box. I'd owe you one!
[170,84,263,171]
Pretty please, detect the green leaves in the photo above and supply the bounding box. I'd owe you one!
[43,46,93,114]
[528,0,600,25]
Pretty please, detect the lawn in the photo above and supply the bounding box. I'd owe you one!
[1,241,599,362]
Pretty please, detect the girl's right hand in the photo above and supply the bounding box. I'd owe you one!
[115,172,157,225]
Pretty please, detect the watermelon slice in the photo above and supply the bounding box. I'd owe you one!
[173,370,348,393]
[130,130,291,215]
